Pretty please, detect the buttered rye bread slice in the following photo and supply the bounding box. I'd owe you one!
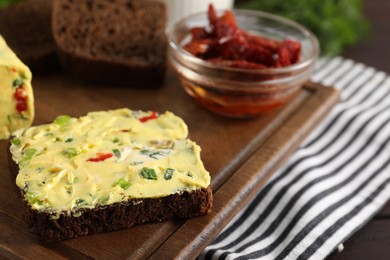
[10,108,212,241]
[0,35,34,140]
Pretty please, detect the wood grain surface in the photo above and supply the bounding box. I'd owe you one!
[0,65,338,259]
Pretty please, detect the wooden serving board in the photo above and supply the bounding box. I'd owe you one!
[0,68,339,259]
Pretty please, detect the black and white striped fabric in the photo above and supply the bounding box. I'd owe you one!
[200,57,390,260]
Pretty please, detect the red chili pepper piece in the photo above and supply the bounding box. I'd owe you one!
[14,87,28,101]
[16,101,27,112]
[139,111,158,123]
[87,152,113,162]
[14,86,28,113]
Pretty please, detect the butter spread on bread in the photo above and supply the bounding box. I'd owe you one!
[10,109,210,217]
[0,35,34,140]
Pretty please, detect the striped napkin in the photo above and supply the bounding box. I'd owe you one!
[200,57,390,260]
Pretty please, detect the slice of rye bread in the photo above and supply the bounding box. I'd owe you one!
[0,0,58,74]
[13,174,213,242]
[52,0,167,87]
[9,148,212,241]
[9,109,213,241]
[8,166,213,242]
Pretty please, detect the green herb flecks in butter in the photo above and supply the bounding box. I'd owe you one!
[98,195,110,205]
[25,191,42,205]
[112,148,121,158]
[19,148,37,167]
[10,108,210,214]
[141,149,169,159]
[11,137,21,145]
[141,167,158,180]
[76,198,88,206]
[65,138,73,143]
[63,148,79,158]
[12,78,23,87]
[54,115,71,127]
[164,168,174,180]
[130,161,143,166]
[115,178,131,190]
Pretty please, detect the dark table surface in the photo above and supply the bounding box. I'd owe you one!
[328,0,390,259]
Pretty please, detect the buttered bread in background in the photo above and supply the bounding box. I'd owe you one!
[0,35,34,140]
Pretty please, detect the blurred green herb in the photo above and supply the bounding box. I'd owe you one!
[54,115,72,127]
[63,147,79,159]
[140,167,158,180]
[0,0,23,8]
[235,0,370,56]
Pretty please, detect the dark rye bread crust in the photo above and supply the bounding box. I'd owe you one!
[52,0,167,87]
[0,0,58,74]
[8,147,213,241]
[23,186,212,241]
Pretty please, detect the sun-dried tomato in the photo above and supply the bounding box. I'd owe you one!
[276,47,291,67]
[183,39,214,57]
[283,39,301,64]
[214,11,238,38]
[190,27,209,40]
[242,31,282,52]
[208,3,218,31]
[183,4,301,69]
[208,58,268,69]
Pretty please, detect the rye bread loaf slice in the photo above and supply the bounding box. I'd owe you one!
[8,148,213,241]
[9,149,212,241]
[10,108,212,241]
[18,184,212,241]
[0,0,58,74]
[52,0,167,87]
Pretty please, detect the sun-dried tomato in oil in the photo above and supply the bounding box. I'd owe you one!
[183,4,301,69]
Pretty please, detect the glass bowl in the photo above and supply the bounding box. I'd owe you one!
[167,9,320,118]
